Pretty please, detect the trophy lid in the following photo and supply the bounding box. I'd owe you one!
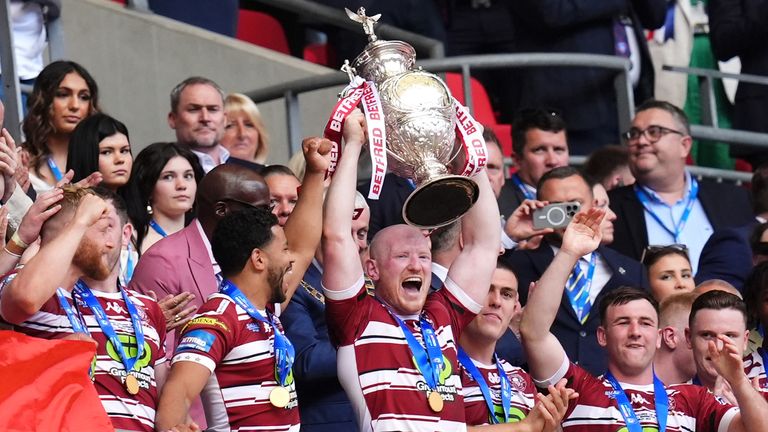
[345,7,416,83]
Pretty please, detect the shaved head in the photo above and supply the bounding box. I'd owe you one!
[369,225,430,260]
[196,164,270,237]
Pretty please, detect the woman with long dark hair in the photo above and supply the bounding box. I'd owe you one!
[131,142,204,254]
[22,60,100,192]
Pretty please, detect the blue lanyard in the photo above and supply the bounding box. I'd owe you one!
[220,280,294,387]
[457,348,512,424]
[634,177,699,243]
[73,280,145,372]
[511,174,535,200]
[56,288,89,335]
[149,220,168,238]
[760,348,768,381]
[605,372,668,432]
[124,243,135,283]
[47,157,64,182]
[378,299,444,390]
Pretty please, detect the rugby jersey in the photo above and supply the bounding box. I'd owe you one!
[541,357,739,432]
[744,349,768,392]
[326,274,481,432]
[0,275,166,432]
[172,293,300,432]
[460,356,536,426]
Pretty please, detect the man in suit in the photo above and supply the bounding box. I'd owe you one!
[130,138,329,322]
[609,100,753,271]
[510,0,666,156]
[498,108,569,219]
[709,0,768,166]
[502,166,647,375]
[280,190,370,432]
[696,163,768,290]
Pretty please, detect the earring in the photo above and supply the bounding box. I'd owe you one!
[146,203,153,215]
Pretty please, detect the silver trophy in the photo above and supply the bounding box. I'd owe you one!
[345,7,479,229]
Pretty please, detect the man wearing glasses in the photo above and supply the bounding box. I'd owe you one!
[608,100,752,272]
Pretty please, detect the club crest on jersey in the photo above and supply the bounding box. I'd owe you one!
[509,372,527,391]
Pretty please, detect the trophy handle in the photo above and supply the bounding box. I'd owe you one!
[402,175,479,229]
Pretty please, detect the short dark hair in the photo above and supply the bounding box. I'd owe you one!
[261,164,299,180]
[430,220,460,254]
[212,206,278,278]
[641,244,690,268]
[170,76,224,113]
[536,166,589,199]
[511,108,566,157]
[583,146,629,186]
[66,113,130,184]
[744,262,768,329]
[689,289,748,329]
[93,186,129,225]
[635,99,690,135]
[752,163,768,215]
[598,286,659,324]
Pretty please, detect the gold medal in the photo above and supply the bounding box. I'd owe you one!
[428,391,443,412]
[269,386,291,408]
[125,374,140,395]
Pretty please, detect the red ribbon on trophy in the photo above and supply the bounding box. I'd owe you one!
[453,100,488,178]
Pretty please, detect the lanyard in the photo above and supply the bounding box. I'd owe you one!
[457,348,512,424]
[47,157,64,182]
[511,174,535,200]
[634,177,699,242]
[220,280,294,387]
[378,299,444,390]
[56,288,89,335]
[124,243,135,283]
[149,220,168,238]
[760,348,768,381]
[73,280,145,372]
[605,372,668,432]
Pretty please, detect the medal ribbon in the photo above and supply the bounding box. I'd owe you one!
[604,371,668,432]
[47,157,64,182]
[760,348,768,383]
[511,174,535,200]
[378,299,444,390]
[453,100,488,178]
[220,280,295,387]
[634,176,699,242]
[457,348,512,424]
[56,288,89,335]
[73,280,145,372]
[149,220,168,238]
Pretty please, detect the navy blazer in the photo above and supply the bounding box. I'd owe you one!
[608,180,754,262]
[280,263,356,431]
[359,173,414,240]
[696,222,757,292]
[497,181,527,220]
[502,242,648,375]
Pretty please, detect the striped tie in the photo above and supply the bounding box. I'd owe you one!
[565,260,591,324]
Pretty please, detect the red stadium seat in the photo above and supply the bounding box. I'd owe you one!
[303,43,336,67]
[444,73,513,157]
[236,9,290,55]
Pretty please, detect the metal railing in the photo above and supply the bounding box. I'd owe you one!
[245,53,635,157]
[0,0,65,142]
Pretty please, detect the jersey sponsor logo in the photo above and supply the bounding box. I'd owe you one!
[183,316,230,332]
[106,334,152,369]
[605,389,621,399]
[215,299,230,315]
[177,329,216,353]
[487,371,501,384]
[492,403,527,424]
[246,322,261,333]
[630,393,650,405]
[416,380,458,401]
[105,301,127,314]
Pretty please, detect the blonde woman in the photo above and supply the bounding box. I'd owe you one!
[221,93,269,165]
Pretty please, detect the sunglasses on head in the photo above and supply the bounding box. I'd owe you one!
[641,244,689,266]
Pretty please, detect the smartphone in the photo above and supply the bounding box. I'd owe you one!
[532,201,581,230]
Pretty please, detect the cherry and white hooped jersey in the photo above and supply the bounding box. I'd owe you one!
[459,356,536,426]
[172,293,299,432]
[325,274,481,432]
[541,357,739,432]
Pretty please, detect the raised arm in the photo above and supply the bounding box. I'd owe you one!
[0,194,107,324]
[519,208,604,381]
[711,335,768,432]
[446,169,502,306]
[280,137,331,310]
[321,110,366,292]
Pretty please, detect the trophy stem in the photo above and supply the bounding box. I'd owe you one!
[412,159,448,185]
[402,175,479,229]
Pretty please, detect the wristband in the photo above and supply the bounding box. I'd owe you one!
[11,231,29,249]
